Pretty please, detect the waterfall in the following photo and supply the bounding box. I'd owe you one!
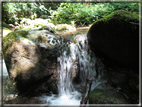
[38,34,104,106]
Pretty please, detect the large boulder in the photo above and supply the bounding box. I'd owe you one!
[2,30,60,94]
[87,10,139,69]
[87,10,139,104]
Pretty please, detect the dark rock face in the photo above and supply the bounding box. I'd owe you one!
[5,97,43,104]
[87,10,139,104]
[87,10,139,69]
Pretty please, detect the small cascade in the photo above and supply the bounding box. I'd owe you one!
[38,33,104,106]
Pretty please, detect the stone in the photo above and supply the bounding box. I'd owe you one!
[2,30,59,94]
[87,10,139,69]
[89,89,129,104]
[5,97,43,104]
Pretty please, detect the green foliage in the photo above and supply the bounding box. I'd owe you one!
[2,2,139,27]
[2,3,60,24]
[49,3,139,27]
[2,3,16,24]
[109,2,139,12]
[3,22,11,29]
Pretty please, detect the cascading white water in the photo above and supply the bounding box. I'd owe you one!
[38,34,104,106]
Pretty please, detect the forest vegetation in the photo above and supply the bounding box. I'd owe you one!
[2,2,139,27]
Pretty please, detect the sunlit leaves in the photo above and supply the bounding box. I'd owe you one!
[49,2,139,27]
[2,2,139,26]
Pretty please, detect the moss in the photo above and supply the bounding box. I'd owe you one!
[27,34,35,40]
[34,23,44,27]
[38,25,48,30]
[2,30,29,54]
[87,9,139,69]
[92,10,139,27]
[3,76,17,96]
[35,35,47,43]
[40,15,49,19]
[21,27,31,31]
[56,25,68,31]
[89,89,128,104]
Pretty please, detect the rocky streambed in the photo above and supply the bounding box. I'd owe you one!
[2,19,91,104]
[2,10,140,105]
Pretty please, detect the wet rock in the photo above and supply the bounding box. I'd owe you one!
[87,10,139,69]
[4,97,43,104]
[109,71,128,88]
[87,10,139,104]
[3,76,18,96]
[20,18,56,33]
[95,82,114,90]
[2,30,60,94]
[39,15,49,19]
[89,89,129,104]
[3,94,18,104]
[56,24,76,31]
[101,65,139,104]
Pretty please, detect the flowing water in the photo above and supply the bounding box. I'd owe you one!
[2,31,104,105]
[38,33,104,106]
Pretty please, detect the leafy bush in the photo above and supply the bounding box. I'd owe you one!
[2,3,60,24]
[49,2,139,27]
[2,3,16,24]
[108,2,139,12]
[2,2,139,27]
[3,22,11,29]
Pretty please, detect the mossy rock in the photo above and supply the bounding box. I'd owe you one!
[34,23,44,27]
[56,24,76,31]
[2,30,29,53]
[2,30,59,94]
[20,21,55,33]
[3,76,17,96]
[87,10,139,69]
[38,25,47,30]
[56,25,68,31]
[102,65,139,104]
[40,15,49,19]
[89,89,129,104]
[21,27,31,31]
[4,97,43,104]
[38,25,55,33]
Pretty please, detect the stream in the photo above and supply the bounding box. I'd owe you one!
[37,33,104,106]
[2,24,105,106]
